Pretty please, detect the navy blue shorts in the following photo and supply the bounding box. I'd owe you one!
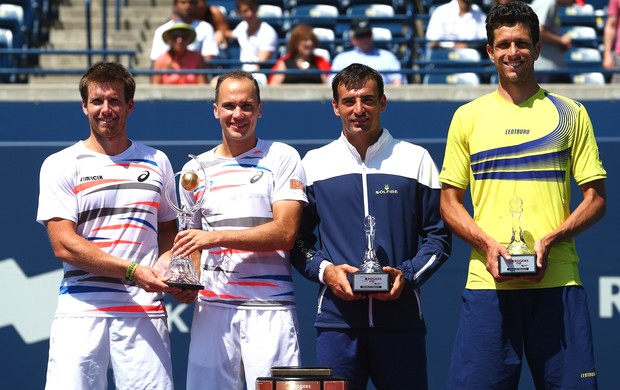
[448,287,597,389]
[317,327,427,390]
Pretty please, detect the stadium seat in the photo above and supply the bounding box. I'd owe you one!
[564,47,602,67]
[257,4,286,37]
[0,4,25,48]
[312,27,337,56]
[423,72,481,85]
[561,25,599,48]
[258,4,284,18]
[287,0,343,12]
[290,4,340,29]
[313,47,331,62]
[2,0,39,46]
[420,48,487,83]
[313,27,336,42]
[425,47,482,67]
[346,4,395,18]
[260,0,287,9]
[0,28,16,83]
[572,72,605,85]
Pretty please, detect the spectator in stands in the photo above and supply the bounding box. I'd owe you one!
[530,0,574,83]
[425,0,487,50]
[150,0,219,66]
[268,24,331,85]
[196,0,230,47]
[603,0,620,82]
[329,19,405,85]
[152,23,207,85]
[219,0,278,73]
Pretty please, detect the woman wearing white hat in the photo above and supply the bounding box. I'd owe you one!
[152,22,207,84]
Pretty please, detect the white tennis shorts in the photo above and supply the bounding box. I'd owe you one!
[186,303,301,390]
[45,316,173,390]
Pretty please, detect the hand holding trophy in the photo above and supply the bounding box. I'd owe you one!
[349,215,391,293]
[499,197,538,276]
[163,154,207,290]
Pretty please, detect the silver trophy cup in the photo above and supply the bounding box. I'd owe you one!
[163,154,207,290]
[499,197,538,276]
[349,215,391,293]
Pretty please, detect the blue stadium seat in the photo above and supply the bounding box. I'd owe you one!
[561,25,599,48]
[571,72,605,85]
[0,4,25,48]
[419,48,488,83]
[2,0,39,46]
[585,0,609,11]
[312,27,337,57]
[260,0,287,9]
[564,47,602,67]
[425,47,483,67]
[290,4,340,29]
[0,28,16,83]
[257,4,286,38]
[287,0,343,12]
[423,72,481,85]
[346,3,395,18]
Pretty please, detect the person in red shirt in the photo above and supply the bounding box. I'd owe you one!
[152,22,207,85]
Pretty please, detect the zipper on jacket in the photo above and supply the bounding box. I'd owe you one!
[362,163,377,327]
[414,288,423,319]
[317,284,328,315]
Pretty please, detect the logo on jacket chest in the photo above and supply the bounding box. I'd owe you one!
[375,184,398,195]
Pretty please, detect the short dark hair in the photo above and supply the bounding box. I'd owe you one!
[215,70,261,103]
[236,0,258,11]
[79,61,136,103]
[486,1,540,46]
[331,63,384,102]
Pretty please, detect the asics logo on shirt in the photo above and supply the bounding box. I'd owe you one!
[250,171,264,183]
[375,184,399,195]
[137,170,150,182]
[505,128,531,135]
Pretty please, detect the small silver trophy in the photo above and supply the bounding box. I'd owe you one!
[349,215,391,293]
[163,154,206,290]
[499,197,538,276]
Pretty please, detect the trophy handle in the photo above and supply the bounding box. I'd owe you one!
[164,154,209,231]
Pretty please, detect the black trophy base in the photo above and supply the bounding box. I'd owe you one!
[270,366,333,377]
[349,272,391,293]
[499,254,538,276]
[166,281,204,290]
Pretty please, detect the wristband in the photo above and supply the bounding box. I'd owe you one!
[125,261,139,281]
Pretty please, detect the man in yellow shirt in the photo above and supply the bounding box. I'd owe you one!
[439,2,606,388]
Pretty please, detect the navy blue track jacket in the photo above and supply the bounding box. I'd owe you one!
[292,129,452,330]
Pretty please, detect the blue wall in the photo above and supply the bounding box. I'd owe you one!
[1,97,618,389]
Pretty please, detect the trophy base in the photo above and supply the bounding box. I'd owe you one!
[349,272,391,293]
[270,366,333,377]
[166,281,204,290]
[499,254,538,276]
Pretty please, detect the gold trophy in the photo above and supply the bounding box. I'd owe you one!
[499,197,538,276]
[163,154,206,290]
[349,215,391,293]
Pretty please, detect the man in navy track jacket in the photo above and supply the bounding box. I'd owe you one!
[292,63,452,390]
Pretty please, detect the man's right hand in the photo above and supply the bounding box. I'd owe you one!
[323,264,366,301]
